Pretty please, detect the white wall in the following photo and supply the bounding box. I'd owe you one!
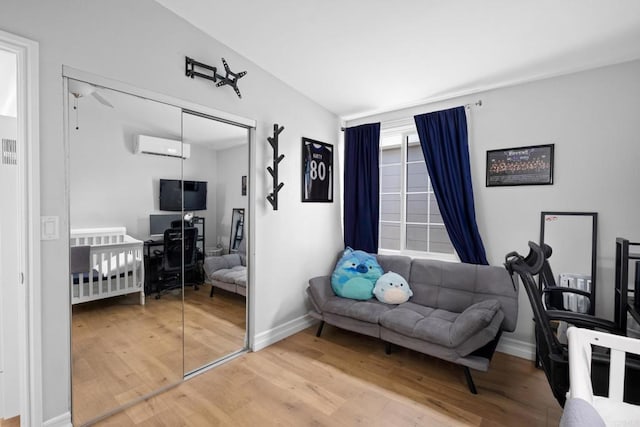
[70,100,219,244]
[347,59,640,348]
[215,144,248,251]
[0,1,342,422]
[0,114,19,418]
[71,91,179,239]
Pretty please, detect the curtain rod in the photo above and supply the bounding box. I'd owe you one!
[341,100,483,131]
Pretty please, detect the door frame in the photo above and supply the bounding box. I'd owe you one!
[63,65,256,420]
[0,29,41,426]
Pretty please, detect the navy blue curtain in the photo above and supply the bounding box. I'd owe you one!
[344,123,381,253]
[414,107,488,265]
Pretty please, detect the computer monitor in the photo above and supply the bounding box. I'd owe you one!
[149,213,183,237]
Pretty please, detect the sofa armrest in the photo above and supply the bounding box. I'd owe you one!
[308,276,333,312]
[451,299,501,347]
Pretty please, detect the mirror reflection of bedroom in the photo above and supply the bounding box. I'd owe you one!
[68,79,249,425]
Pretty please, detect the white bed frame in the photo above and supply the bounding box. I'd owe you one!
[70,227,145,305]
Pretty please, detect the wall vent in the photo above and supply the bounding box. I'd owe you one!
[2,138,17,165]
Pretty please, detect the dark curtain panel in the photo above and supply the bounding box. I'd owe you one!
[344,123,381,253]
[414,107,488,265]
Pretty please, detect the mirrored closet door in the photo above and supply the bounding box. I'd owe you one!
[182,111,249,374]
[68,80,185,425]
[68,76,250,425]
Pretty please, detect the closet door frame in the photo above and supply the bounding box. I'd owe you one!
[63,65,256,416]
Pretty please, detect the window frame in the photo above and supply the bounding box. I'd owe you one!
[378,126,458,262]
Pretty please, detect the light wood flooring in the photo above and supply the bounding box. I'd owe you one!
[0,417,19,427]
[93,324,562,426]
[72,285,246,426]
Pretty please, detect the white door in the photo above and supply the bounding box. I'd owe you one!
[0,47,19,420]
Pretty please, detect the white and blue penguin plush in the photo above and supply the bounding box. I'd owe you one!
[373,271,413,304]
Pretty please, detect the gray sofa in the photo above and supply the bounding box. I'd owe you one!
[307,254,518,393]
[203,239,247,297]
[203,253,247,296]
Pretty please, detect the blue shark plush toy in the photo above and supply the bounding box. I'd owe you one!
[373,271,413,304]
[331,247,384,300]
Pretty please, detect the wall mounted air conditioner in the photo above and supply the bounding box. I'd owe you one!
[134,135,191,159]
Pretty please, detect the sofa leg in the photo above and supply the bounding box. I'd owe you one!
[463,367,478,394]
[209,285,214,298]
[385,342,392,355]
[316,321,325,337]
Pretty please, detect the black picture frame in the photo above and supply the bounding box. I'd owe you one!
[301,137,333,202]
[486,144,554,187]
[241,175,247,196]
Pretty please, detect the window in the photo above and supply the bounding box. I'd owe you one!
[379,127,456,259]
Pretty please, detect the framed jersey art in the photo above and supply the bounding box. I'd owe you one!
[302,137,333,202]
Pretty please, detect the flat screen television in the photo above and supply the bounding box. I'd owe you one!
[159,179,207,211]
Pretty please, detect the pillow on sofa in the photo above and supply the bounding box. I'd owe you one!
[331,247,383,300]
[222,253,242,268]
[373,271,413,304]
[203,256,228,277]
[450,299,501,347]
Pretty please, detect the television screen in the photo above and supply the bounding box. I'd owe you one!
[159,179,207,211]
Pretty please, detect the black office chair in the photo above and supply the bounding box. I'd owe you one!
[504,241,640,407]
[154,226,198,298]
[170,219,193,229]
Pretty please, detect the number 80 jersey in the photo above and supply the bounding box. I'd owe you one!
[304,142,332,200]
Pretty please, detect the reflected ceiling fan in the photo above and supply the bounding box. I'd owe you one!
[68,80,114,107]
[68,80,113,129]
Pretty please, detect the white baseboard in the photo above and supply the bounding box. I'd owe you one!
[252,314,317,351]
[252,315,536,362]
[497,336,536,361]
[43,411,72,427]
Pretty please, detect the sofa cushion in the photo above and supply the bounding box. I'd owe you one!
[379,300,501,348]
[376,254,412,281]
[323,297,392,324]
[235,276,247,287]
[408,259,518,332]
[450,299,501,346]
[211,265,245,284]
[222,253,242,268]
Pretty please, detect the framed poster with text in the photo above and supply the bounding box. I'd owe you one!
[301,137,333,202]
[486,144,554,187]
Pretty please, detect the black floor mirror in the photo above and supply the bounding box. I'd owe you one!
[540,211,598,315]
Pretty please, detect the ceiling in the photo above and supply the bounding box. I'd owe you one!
[155,0,640,120]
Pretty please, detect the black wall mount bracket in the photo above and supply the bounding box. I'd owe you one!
[266,124,285,210]
[185,56,247,98]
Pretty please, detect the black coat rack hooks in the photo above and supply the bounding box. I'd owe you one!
[185,56,247,98]
[266,124,285,210]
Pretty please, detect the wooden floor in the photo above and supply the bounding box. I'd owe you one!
[0,417,19,427]
[94,325,562,427]
[72,285,246,426]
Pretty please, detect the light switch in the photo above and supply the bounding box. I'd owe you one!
[41,216,59,240]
